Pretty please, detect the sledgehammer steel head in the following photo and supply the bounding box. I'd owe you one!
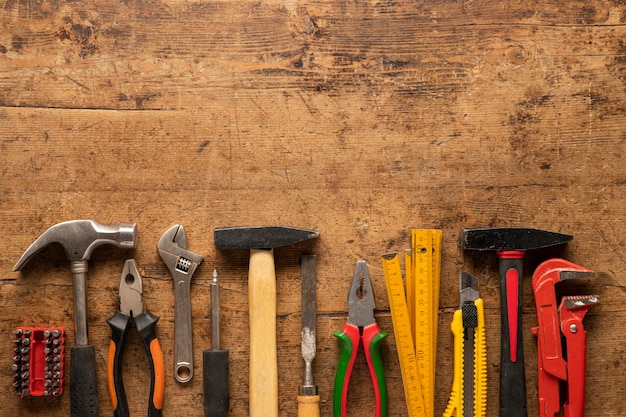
[14,220,138,270]
[214,226,319,250]
[460,227,572,252]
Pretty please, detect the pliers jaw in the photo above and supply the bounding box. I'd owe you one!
[347,260,376,328]
[532,258,598,417]
[119,259,143,318]
[157,225,204,278]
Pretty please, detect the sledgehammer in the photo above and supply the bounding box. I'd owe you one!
[460,227,572,417]
[214,226,319,417]
[14,220,138,417]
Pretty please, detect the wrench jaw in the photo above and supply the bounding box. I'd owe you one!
[532,259,598,417]
[157,225,204,279]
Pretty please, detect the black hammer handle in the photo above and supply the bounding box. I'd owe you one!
[498,255,527,417]
[70,345,100,417]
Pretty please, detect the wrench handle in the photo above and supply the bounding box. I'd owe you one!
[498,252,527,417]
[249,249,278,417]
[70,345,100,417]
[174,278,194,383]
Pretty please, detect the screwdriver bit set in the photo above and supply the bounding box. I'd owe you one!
[12,327,65,398]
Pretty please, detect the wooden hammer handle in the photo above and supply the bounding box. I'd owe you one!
[248,249,278,417]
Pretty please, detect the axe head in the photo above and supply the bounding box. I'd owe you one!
[214,226,319,250]
[461,227,572,252]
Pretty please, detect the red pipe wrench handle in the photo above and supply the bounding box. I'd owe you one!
[497,251,527,417]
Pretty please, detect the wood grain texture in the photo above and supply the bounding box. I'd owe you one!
[1,0,626,416]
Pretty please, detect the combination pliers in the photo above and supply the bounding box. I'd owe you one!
[107,259,165,417]
[333,260,388,417]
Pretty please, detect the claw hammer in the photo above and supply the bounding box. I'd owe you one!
[214,226,319,417]
[460,227,572,417]
[14,220,138,417]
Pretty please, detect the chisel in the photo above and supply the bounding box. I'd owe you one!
[297,255,319,417]
[203,269,229,417]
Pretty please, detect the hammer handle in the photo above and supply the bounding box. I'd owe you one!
[70,345,100,417]
[498,254,527,417]
[248,249,279,417]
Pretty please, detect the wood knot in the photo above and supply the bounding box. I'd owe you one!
[505,45,529,66]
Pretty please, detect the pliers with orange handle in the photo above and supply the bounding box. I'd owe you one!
[107,259,165,417]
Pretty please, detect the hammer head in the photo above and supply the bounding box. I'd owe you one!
[14,220,138,270]
[460,227,572,252]
[214,226,319,250]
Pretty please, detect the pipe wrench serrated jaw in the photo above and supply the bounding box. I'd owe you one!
[531,258,598,417]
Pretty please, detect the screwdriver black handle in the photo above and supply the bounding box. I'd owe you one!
[70,345,100,417]
[203,349,229,417]
[498,254,527,417]
[135,311,165,417]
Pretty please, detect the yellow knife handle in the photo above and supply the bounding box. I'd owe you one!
[297,395,320,417]
[443,309,464,417]
[474,298,487,417]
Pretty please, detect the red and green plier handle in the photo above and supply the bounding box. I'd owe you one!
[333,322,388,417]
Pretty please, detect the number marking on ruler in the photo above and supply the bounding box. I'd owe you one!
[381,252,426,417]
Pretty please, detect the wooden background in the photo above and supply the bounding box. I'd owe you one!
[1,0,625,415]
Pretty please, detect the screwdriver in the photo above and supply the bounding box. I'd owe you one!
[203,269,229,417]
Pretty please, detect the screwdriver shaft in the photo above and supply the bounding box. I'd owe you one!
[211,269,220,350]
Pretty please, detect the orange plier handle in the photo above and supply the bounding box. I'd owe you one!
[107,310,165,417]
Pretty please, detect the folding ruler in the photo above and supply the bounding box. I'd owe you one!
[382,229,442,417]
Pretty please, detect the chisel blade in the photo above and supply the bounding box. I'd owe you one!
[300,255,317,395]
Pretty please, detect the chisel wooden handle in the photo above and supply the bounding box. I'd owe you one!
[248,249,278,417]
[297,395,320,417]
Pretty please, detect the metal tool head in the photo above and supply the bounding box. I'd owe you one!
[347,260,376,328]
[119,259,143,317]
[460,227,573,252]
[14,220,138,270]
[157,225,204,276]
[562,295,599,311]
[532,258,594,291]
[214,226,319,250]
[460,271,479,306]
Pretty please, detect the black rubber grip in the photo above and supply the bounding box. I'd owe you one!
[203,349,229,417]
[135,311,164,417]
[499,257,527,417]
[107,312,131,417]
[70,345,100,417]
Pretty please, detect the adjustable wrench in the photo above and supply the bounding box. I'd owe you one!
[158,225,204,383]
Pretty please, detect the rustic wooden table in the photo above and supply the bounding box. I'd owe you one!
[1,0,625,416]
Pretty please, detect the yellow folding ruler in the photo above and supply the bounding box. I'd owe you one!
[382,229,442,417]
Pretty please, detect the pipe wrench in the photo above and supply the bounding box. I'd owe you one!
[531,258,598,417]
[444,272,487,417]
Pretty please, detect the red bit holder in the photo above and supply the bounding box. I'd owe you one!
[12,327,65,398]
